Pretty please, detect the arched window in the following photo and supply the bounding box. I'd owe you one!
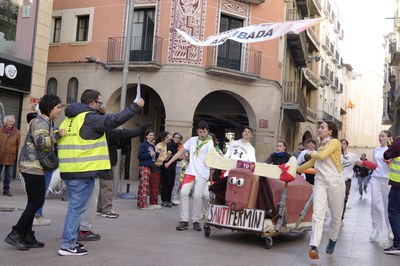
[46,78,58,95]
[67,77,79,103]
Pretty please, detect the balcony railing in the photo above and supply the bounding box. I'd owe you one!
[205,46,262,78]
[322,35,330,51]
[390,41,400,66]
[107,36,163,65]
[287,9,308,67]
[283,81,307,122]
[320,64,329,80]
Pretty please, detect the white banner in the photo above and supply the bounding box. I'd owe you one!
[176,17,325,47]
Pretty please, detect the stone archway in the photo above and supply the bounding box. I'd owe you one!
[107,83,166,181]
[193,91,256,152]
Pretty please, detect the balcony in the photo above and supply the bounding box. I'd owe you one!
[322,111,342,130]
[306,106,318,123]
[339,29,344,40]
[287,9,308,68]
[304,68,319,89]
[205,45,261,80]
[322,36,330,51]
[306,26,320,52]
[283,81,307,122]
[309,0,322,16]
[331,77,338,90]
[334,20,341,34]
[327,42,334,56]
[295,0,309,18]
[336,82,343,94]
[322,1,331,17]
[390,41,400,66]
[332,50,339,64]
[320,65,329,80]
[106,36,163,70]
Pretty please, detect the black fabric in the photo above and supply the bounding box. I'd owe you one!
[14,173,45,234]
[256,177,279,220]
[38,151,59,171]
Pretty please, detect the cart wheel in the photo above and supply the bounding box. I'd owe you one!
[204,224,211,237]
[265,236,273,249]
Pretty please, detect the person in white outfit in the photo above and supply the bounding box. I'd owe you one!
[297,121,345,260]
[224,126,256,162]
[165,121,214,232]
[369,130,392,242]
[340,139,364,224]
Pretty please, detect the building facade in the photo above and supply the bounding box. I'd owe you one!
[1,0,52,134]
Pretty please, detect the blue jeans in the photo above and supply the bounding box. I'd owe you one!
[1,164,14,191]
[388,186,400,248]
[60,178,94,249]
[36,171,53,216]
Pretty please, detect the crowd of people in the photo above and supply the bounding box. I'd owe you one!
[1,93,399,258]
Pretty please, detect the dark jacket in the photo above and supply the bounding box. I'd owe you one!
[383,136,400,188]
[265,152,292,165]
[164,140,180,168]
[60,101,141,180]
[138,141,155,167]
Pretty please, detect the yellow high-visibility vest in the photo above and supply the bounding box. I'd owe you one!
[58,111,110,173]
[389,157,400,183]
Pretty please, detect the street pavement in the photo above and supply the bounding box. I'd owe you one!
[0,178,399,266]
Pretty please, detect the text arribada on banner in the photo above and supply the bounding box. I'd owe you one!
[175,17,325,47]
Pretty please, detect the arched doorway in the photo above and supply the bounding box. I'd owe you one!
[193,91,251,152]
[302,130,313,144]
[107,83,166,180]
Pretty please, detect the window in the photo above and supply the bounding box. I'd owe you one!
[53,17,62,43]
[46,78,58,95]
[76,15,89,42]
[217,15,243,71]
[67,78,79,103]
[130,9,155,61]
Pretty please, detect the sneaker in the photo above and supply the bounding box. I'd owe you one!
[176,221,189,231]
[140,206,154,210]
[193,222,202,232]
[162,202,173,208]
[76,242,84,249]
[364,188,367,194]
[100,211,119,218]
[58,246,88,256]
[150,204,162,209]
[326,239,337,255]
[309,246,319,259]
[171,199,180,205]
[359,194,363,199]
[78,231,101,241]
[3,190,13,197]
[33,216,51,226]
[171,202,178,206]
[369,229,379,242]
[96,212,101,215]
[383,245,400,255]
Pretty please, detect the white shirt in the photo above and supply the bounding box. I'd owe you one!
[224,139,256,162]
[371,145,390,179]
[297,149,317,165]
[341,152,359,181]
[183,136,214,180]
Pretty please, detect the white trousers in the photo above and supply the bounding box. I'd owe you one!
[80,178,100,231]
[180,177,208,223]
[370,177,391,231]
[310,174,345,247]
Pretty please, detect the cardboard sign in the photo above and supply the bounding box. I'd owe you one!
[207,204,265,232]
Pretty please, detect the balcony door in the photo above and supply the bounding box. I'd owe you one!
[131,9,155,61]
[217,15,243,71]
